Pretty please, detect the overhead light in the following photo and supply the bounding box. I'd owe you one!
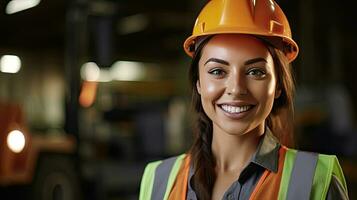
[7,130,26,153]
[6,0,41,15]
[80,62,101,82]
[0,55,21,73]
[97,69,112,82]
[110,61,146,81]
[81,61,151,82]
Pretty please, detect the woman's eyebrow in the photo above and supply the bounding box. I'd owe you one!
[244,57,267,65]
[204,58,230,66]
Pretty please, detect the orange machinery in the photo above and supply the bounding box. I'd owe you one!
[0,102,80,200]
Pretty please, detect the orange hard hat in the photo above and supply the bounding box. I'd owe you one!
[183,0,299,63]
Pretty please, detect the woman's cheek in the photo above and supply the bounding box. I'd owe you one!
[248,77,276,98]
[266,77,277,96]
[206,81,218,94]
[201,79,222,99]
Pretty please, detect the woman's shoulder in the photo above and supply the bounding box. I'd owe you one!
[144,154,187,170]
[140,154,188,200]
[282,145,340,159]
[283,146,345,181]
[141,154,188,181]
[281,146,348,198]
[141,154,187,183]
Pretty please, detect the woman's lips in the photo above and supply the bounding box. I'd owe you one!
[217,103,255,119]
[220,104,252,113]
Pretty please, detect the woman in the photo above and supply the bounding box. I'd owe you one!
[140,0,349,199]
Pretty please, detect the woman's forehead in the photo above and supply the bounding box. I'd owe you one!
[201,34,271,61]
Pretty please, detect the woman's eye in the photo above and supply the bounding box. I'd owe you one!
[247,68,266,78]
[208,68,226,77]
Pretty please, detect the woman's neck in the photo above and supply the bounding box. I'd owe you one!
[211,124,264,173]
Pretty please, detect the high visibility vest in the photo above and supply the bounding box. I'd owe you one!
[139,146,347,200]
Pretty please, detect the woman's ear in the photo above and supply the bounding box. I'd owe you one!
[196,80,201,94]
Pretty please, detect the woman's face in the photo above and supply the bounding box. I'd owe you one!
[197,34,280,136]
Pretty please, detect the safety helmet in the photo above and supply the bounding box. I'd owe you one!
[183,0,299,63]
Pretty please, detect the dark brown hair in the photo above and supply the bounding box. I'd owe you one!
[188,37,295,199]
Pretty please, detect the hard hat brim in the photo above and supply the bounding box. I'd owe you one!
[183,30,299,63]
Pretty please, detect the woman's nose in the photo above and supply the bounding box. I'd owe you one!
[226,72,248,96]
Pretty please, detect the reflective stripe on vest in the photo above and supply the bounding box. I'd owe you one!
[140,148,347,200]
[140,154,186,200]
[278,148,348,200]
[151,156,178,200]
[286,151,318,200]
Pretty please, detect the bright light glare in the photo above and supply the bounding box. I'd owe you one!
[7,130,26,153]
[111,61,145,81]
[6,0,41,14]
[0,55,21,73]
[81,62,100,81]
[98,69,112,82]
[80,61,148,82]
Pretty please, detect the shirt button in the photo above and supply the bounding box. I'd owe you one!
[227,194,234,200]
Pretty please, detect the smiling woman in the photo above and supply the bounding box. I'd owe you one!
[139,0,349,200]
[197,35,278,139]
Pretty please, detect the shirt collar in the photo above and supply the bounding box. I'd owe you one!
[188,127,281,191]
[251,127,280,173]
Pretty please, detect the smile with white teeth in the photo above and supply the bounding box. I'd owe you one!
[220,104,252,114]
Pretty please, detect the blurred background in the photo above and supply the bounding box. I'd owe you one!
[0,0,356,199]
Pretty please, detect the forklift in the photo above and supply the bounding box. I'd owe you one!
[0,1,189,199]
[0,102,80,200]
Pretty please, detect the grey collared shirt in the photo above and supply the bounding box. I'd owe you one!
[186,129,349,200]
